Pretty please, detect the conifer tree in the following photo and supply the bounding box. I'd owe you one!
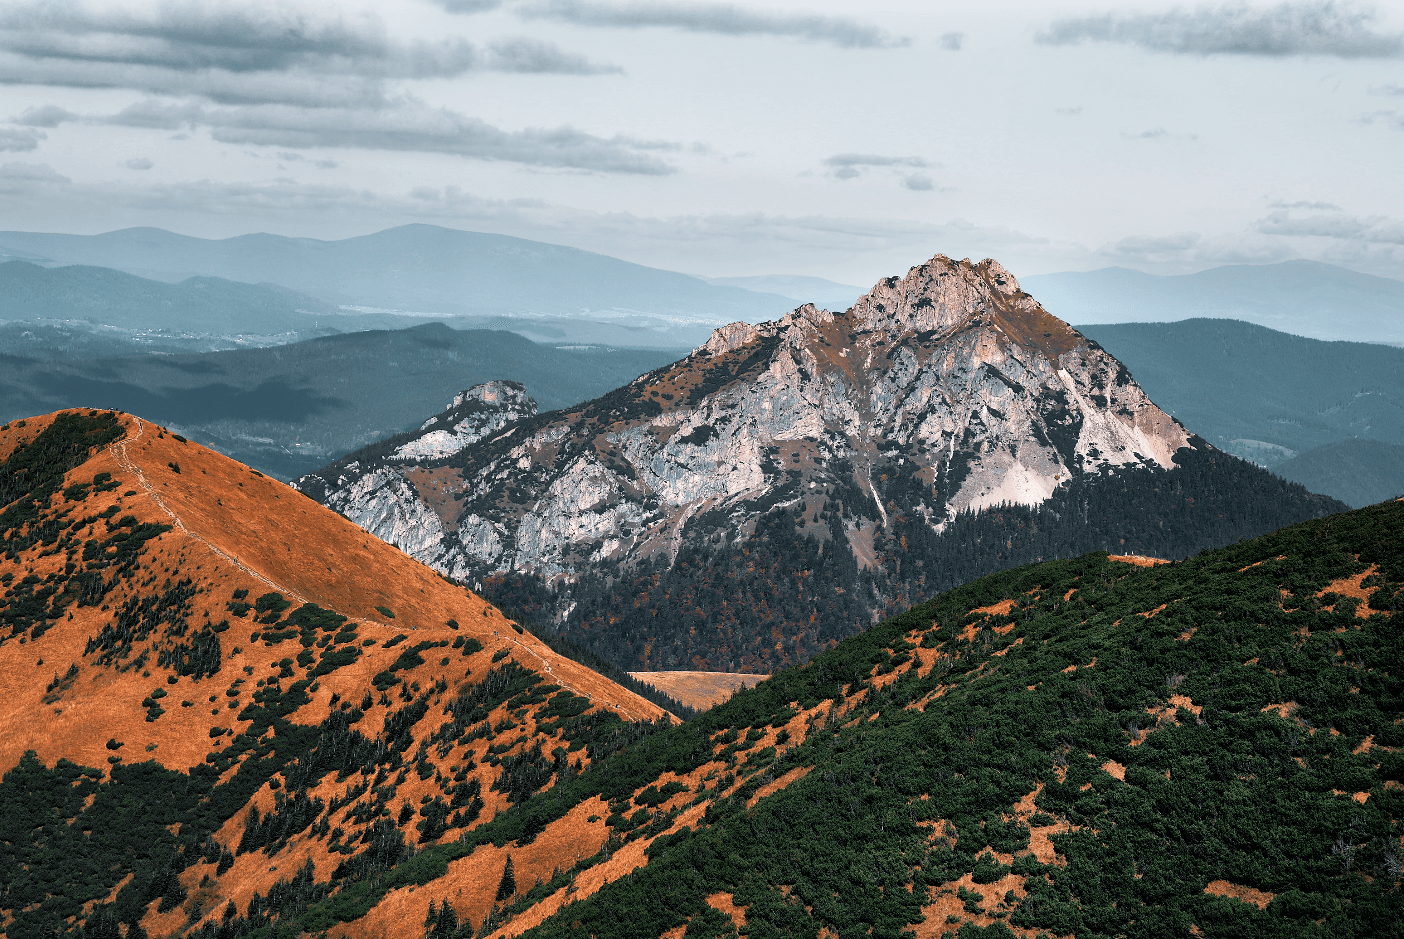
[424,900,438,930]
[431,902,459,938]
[495,855,516,902]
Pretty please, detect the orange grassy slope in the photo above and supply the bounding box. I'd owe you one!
[628,671,766,711]
[0,409,666,939]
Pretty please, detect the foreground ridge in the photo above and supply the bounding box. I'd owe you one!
[0,409,668,939]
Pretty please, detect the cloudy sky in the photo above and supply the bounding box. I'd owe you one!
[1,0,1402,285]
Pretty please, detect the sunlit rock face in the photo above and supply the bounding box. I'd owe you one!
[297,255,1188,581]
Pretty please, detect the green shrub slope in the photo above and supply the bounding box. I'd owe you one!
[512,497,1404,939]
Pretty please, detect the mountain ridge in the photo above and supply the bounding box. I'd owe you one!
[297,254,1344,672]
[0,407,672,939]
[0,224,798,326]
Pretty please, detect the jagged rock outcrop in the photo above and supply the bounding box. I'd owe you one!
[297,255,1343,670]
[391,382,537,462]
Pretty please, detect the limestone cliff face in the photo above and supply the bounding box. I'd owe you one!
[294,380,536,563]
[391,382,537,462]
[297,256,1189,583]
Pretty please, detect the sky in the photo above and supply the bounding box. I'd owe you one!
[0,0,1402,286]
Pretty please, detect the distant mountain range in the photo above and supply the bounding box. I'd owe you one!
[0,259,339,341]
[1276,438,1404,510]
[0,224,800,349]
[1024,260,1404,345]
[1082,319,1404,507]
[296,255,1343,673]
[0,324,680,479]
[8,225,1400,351]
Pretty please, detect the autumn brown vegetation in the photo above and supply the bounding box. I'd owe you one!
[2,408,1402,939]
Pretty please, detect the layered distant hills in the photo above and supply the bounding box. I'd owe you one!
[1025,259,1404,345]
[3,409,1400,939]
[0,225,801,350]
[0,260,340,344]
[0,325,680,479]
[296,256,1344,673]
[1082,319,1404,507]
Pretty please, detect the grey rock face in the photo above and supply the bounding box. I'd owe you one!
[297,255,1190,585]
[292,380,536,563]
[393,382,536,462]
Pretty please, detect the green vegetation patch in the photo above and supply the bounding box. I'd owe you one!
[373,640,450,691]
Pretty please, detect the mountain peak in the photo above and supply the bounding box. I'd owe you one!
[848,254,1085,358]
[290,252,1319,674]
[700,254,1086,365]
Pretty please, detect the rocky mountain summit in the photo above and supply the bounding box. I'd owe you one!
[297,255,1344,672]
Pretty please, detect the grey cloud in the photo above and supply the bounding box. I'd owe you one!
[485,38,621,73]
[112,177,412,217]
[1097,229,1297,269]
[276,151,339,168]
[1271,199,1341,210]
[0,160,69,183]
[1039,1,1404,58]
[125,157,153,170]
[1123,127,1198,140]
[0,53,390,107]
[939,32,964,51]
[0,2,617,108]
[825,153,929,169]
[0,4,476,77]
[824,153,929,181]
[1257,208,1404,244]
[108,99,207,129]
[13,104,76,126]
[1371,84,1404,94]
[1106,232,1203,260]
[1361,109,1404,128]
[121,99,675,174]
[903,174,935,191]
[0,127,44,151]
[1055,106,1083,115]
[432,0,505,11]
[525,0,907,49]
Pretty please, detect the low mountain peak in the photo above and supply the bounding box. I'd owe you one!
[450,379,532,412]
